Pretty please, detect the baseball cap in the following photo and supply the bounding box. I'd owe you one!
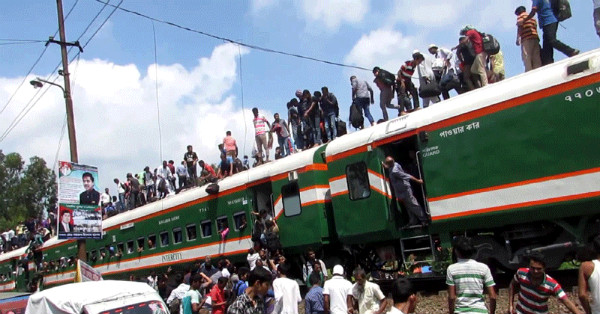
[333,265,344,276]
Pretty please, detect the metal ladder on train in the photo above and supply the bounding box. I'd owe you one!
[399,234,435,270]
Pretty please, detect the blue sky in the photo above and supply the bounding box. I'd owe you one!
[0,0,596,189]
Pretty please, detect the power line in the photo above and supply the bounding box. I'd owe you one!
[92,0,371,71]
[0,0,123,143]
[0,0,80,116]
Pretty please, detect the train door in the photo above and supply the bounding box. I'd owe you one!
[379,134,430,227]
[249,181,274,241]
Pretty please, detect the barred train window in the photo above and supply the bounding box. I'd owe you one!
[186,224,197,241]
[282,181,301,217]
[346,162,371,200]
[173,227,183,244]
[160,231,170,247]
[201,220,212,238]
[233,212,247,231]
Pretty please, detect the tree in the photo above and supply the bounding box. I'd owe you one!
[0,150,57,231]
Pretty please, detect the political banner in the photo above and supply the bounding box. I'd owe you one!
[57,161,102,240]
[74,259,103,282]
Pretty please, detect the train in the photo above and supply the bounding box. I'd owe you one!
[1,49,600,292]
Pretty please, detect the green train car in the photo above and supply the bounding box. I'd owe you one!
[1,49,600,292]
[326,50,600,272]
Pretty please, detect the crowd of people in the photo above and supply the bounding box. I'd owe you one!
[0,216,53,255]
[127,234,600,314]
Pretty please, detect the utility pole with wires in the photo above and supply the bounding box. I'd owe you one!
[49,0,86,262]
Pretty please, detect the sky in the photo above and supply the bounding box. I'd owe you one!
[0,0,597,190]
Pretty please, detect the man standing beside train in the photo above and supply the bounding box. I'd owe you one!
[447,236,496,314]
[383,156,428,228]
[509,252,582,314]
[579,235,600,314]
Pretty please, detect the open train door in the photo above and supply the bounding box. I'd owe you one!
[379,133,430,228]
[248,181,274,241]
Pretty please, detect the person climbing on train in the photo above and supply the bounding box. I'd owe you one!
[382,156,429,228]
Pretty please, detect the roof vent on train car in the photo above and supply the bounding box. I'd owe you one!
[288,171,298,181]
[567,60,590,76]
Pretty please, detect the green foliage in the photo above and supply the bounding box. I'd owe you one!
[0,150,57,230]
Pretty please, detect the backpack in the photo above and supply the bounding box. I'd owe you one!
[550,0,571,21]
[169,297,181,314]
[206,183,219,195]
[265,231,282,253]
[378,69,396,87]
[479,32,500,55]
[349,101,364,129]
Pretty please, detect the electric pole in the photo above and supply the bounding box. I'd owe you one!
[54,0,86,262]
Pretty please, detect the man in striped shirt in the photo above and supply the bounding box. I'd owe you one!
[508,252,582,314]
[447,236,497,314]
[515,6,542,72]
[397,52,424,112]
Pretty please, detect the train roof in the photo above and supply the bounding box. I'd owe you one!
[0,146,324,262]
[326,49,600,158]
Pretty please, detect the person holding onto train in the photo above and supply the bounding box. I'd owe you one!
[579,235,600,314]
[446,236,496,314]
[350,268,389,314]
[509,252,582,314]
[388,278,418,314]
[382,156,429,228]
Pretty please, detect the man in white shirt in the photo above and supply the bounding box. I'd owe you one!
[323,265,353,314]
[100,188,111,207]
[388,278,417,314]
[273,263,301,314]
[351,269,388,314]
[167,273,190,309]
[428,44,453,100]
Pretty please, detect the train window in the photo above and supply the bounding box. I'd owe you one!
[160,231,170,247]
[116,243,124,257]
[282,181,301,217]
[137,237,145,253]
[346,162,371,200]
[186,224,197,241]
[201,220,212,238]
[216,216,229,235]
[90,250,98,262]
[99,248,106,259]
[173,228,183,244]
[148,234,157,249]
[233,212,248,231]
[127,240,135,254]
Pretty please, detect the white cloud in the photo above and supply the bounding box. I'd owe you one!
[250,0,278,14]
[388,1,472,28]
[345,28,420,73]
[299,0,370,31]
[0,43,267,189]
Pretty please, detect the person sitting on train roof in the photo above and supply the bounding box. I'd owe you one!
[199,160,217,186]
[382,156,429,228]
[216,153,233,180]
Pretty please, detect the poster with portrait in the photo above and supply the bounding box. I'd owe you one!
[57,161,103,240]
